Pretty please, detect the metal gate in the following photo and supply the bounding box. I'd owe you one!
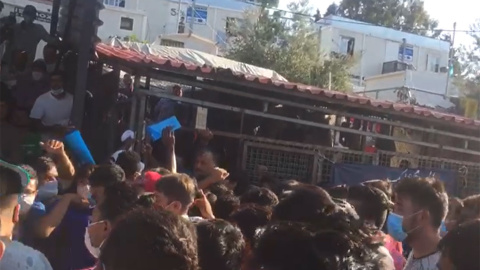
[241,138,480,196]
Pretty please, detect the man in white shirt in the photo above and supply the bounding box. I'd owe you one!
[393,177,448,270]
[0,162,53,270]
[30,72,73,139]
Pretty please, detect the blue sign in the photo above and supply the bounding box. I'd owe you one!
[398,45,414,63]
[186,5,208,25]
[331,163,457,194]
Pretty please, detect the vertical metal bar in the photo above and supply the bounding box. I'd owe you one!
[135,94,147,153]
[129,75,141,130]
[70,0,95,129]
[50,0,61,35]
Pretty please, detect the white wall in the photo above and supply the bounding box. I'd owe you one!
[323,26,449,80]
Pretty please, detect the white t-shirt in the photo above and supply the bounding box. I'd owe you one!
[0,240,53,270]
[404,250,440,270]
[30,92,73,127]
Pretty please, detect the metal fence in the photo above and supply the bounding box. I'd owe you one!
[241,137,480,197]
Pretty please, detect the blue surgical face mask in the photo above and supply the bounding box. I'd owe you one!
[36,180,59,202]
[386,212,407,242]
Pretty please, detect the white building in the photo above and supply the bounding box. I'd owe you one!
[1,0,254,57]
[317,15,456,107]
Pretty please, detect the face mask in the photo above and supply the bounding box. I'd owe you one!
[84,229,102,259]
[386,212,407,242]
[19,194,36,214]
[401,211,423,236]
[6,80,16,88]
[32,72,43,81]
[77,184,91,200]
[36,180,58,202]
[50,88,64,95]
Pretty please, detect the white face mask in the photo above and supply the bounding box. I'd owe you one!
[77,184,91,200]
[50,88,64,95]
[19,194,36,214]
[32,72,43,81]
[36,180,58,202]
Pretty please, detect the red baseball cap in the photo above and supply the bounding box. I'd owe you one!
[144,171,162,192]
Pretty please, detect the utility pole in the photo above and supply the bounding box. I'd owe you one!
[50,0,61,35]
[188,0,195,36]
[176,0,181,33]
[445,22,457,98]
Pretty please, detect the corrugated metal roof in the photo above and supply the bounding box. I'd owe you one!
[95,43,480,128]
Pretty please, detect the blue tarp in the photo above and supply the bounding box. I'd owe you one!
[331,163,457,194]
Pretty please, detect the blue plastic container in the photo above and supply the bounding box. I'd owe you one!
[64,130,95,165]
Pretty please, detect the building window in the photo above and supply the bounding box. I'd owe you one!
[226,17,237,36]
[340,36,355,56]
[160,39,185,48]
[178,16,186,34]
[104,0,125,7]
[120,17,134,31]
[427,55,440,73]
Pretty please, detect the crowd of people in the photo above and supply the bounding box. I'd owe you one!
[0,123,479,270]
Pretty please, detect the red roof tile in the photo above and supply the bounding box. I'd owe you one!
[95,43,480,128]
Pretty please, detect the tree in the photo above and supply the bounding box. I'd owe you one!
[325,0,440,37]
[227,0,354,92]
[453,20,480,99]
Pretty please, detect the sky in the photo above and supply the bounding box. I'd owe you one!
[279,0,480,47]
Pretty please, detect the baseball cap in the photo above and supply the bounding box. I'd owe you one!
[143,171,162,192]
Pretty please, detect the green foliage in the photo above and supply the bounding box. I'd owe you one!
[227,0,354,92]
[325,0,440,37]
[453,20,480,99]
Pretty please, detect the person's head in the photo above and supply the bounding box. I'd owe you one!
[273,185,337,224]
[326,185,349,200]
[438,219,480,270]
[123,74,132,86]
[86,182,138,258]
[137,193,156,209]
[43,44,58,63]
[89,164,125,204]
[212,193,240,220]
[362,179,392,200]
[254,221,377,270]
[347,185,391,230]
[154,173,196,215]
[32,156,57,186]
[99,209,198,270]
[115,150,142,181]
[196,219,245,270]
[50,72,64,96]
[22,5,37,24]
[459,194,480,225]
[240,187,279,208]
[193,149,217,180]
[394,177,448,242]
[229,203,272,245]
[173,84,183,97]
[31,59,47,81]
[0,165,23,239]
[18,165,38,215]
[445,197,463,231]
[70,164,96,199]
[143,171,162,193]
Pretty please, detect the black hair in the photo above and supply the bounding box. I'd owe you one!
[194,147,219,167]
[196,219,245,270]
[98,182,139,222]
[100,209,198,270]
[438,219,480,270]
[327,185,349,200]
[208,183,232,197]
[347,185,391,229]
[240,187,279,208]
[229,203,272,244]
[32,156,55,176]
[137,193,156,209]
[395,177,448,229]
[89,164,125,188]
[212,193,240,220]
[32,59,47,73]
[273,185,337,224]
[254,220,379,270]
[0,165,23,202]
[115,151,141,179]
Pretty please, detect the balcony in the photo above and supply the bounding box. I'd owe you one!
[382,60,414,74]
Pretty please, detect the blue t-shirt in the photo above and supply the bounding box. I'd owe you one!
[20,199,95,270]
